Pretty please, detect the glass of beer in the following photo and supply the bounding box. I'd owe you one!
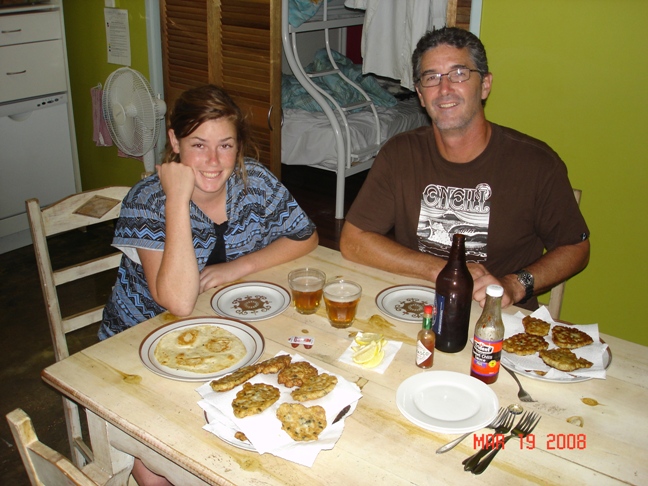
[288,268,326,315]
[323,278,362,328]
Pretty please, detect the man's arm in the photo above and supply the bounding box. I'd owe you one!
[472,239,590,308]
[340,221,447,281]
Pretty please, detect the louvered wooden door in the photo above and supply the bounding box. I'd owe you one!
[160,0,215,111]
[160,0,282,177]
[212,0,282,177]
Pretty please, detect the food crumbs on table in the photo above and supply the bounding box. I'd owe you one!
[581,397,601,406]
[566,416,584,427]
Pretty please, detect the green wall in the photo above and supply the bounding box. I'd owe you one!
[480,0,648,345]
[63,0,149,189]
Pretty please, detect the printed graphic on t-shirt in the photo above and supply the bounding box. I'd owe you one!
[417,182,491,262]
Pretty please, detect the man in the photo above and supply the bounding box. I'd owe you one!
[340,27,589,310]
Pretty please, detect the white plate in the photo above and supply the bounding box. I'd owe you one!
[396,371,499,434]
[375,285,436,323]
[211,281,290,321]
[139,317,264,382]
[502,344,612,384]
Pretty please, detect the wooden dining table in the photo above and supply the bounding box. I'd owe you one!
[41,245,648,485]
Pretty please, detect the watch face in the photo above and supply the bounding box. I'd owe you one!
[517,270,533,288]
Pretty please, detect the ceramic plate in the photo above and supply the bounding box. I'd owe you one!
[211,281,290,321]
[139,317,264,382]
[396,371,499,434]
[375,285,436,323]
[502,342,612,384]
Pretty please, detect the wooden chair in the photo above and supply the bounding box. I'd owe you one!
[26,187,130,468]
[7,408,99,486]
[542,188,583,320]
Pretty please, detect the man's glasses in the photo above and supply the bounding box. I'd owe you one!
[418,68,482,88]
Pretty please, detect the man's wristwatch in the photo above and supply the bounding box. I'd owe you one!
[514,269,534,304]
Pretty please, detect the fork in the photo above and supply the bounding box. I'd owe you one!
[470,411,541,475]
[436,407,508,454]
[504,366,537,402]
[462,411,516,470]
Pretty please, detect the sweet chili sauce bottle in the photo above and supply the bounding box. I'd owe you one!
[470,284,505,384]
[416,305,435,368]
[433,233,474,353]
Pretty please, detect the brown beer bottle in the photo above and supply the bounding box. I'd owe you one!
[433,233,474,353]
[470,285,505,384]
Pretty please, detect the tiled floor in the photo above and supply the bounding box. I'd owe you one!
[0,164,366,484]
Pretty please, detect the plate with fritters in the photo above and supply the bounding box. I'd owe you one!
[140,317,264,382]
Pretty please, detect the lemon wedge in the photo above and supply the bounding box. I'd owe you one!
[352,341,379,364]
[361,349,385,369]
[354,332,384,346]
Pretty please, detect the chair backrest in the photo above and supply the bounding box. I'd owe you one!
[543,188,582,320]
[7,408,99,486]
[26,186,130,362]
[26,186,129,467]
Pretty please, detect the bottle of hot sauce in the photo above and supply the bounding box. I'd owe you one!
[470,284,505,384]
[416,305,435,369]
[433,233,474,353]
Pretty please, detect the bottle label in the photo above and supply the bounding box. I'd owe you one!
[416,341,433,365]
[471,336,503,377]
[433,294,445,335]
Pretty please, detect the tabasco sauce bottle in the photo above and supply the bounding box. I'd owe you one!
[416,305,435,368]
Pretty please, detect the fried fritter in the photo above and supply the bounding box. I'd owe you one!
[231,382,280,418]
[209,365,259,392]
[255,354,292,374]
[291,373,338,402]
[277,361,318,388]
[276,403,327,441]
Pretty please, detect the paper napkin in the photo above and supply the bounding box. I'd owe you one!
[501,306,608,380]
[338,339,403,374]
[196,352,362,467]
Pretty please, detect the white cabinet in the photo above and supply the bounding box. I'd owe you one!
[0,2,79,253]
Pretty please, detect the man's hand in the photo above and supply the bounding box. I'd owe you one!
[468,263,520,308]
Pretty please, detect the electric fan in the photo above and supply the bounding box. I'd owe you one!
[102,67,166,175]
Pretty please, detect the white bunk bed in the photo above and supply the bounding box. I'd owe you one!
[281,0,430,219]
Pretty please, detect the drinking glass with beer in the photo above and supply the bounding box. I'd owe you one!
[288,268,326,315]
[323,278,362,328]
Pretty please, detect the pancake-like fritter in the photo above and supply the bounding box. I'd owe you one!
[539,348,593,372]
[232,382,280,418]
[502,333,549,356]
[277,361,318,388]
[209,365,259,392]
[522,316,551,337]
[551,325,594,349]
[276,403,327,441]
[256,354,292,374]
[291,373,337,402]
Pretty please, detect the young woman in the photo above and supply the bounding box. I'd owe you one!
[99,84,317,484]
[100,85,317,339]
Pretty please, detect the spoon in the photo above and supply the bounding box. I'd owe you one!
[508,403,524,415]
